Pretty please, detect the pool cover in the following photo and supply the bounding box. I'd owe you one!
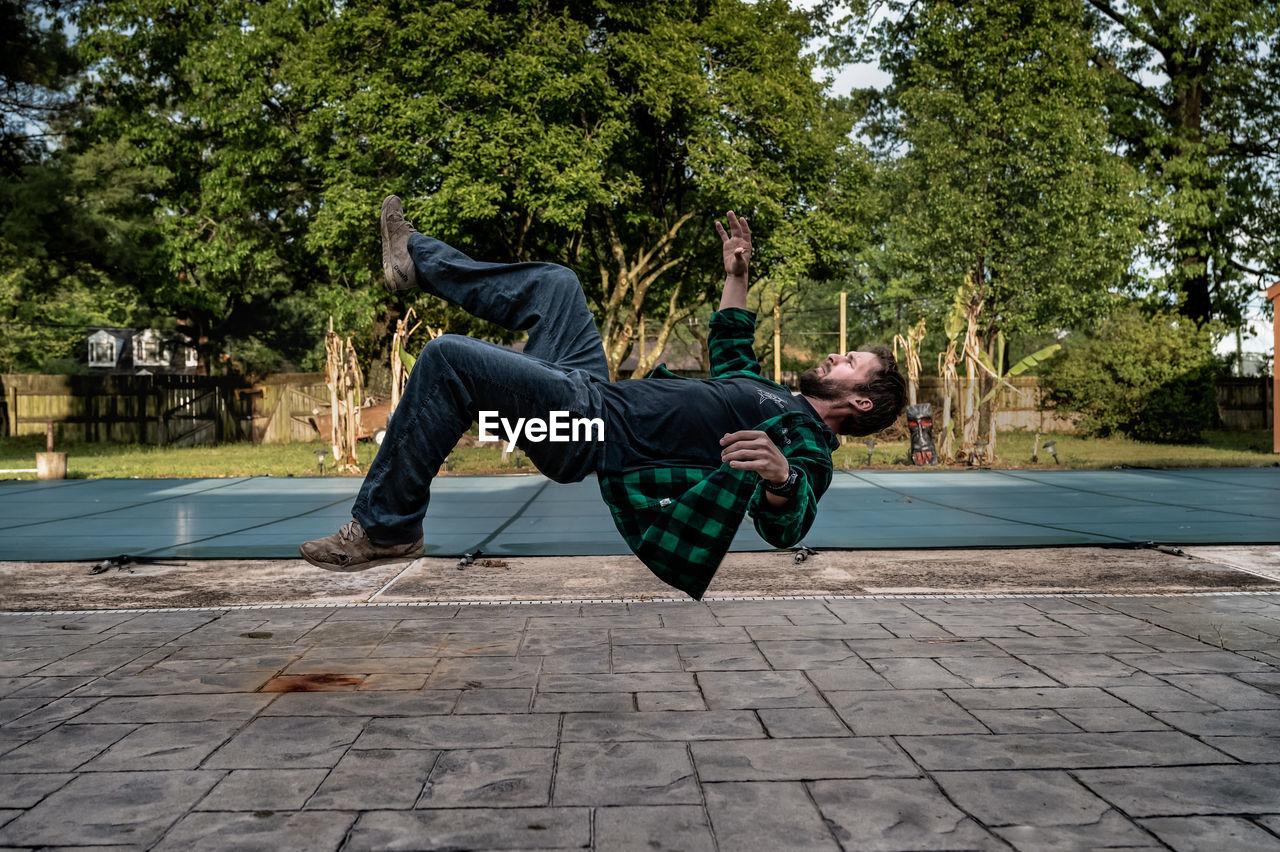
[0,467,1276,562]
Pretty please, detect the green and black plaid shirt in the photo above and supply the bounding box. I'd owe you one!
[597,307,838,599]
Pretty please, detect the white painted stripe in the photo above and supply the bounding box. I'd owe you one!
[366,558,425,602]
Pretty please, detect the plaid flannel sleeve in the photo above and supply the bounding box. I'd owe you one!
[747,419,836,549]
[708,308,762,377]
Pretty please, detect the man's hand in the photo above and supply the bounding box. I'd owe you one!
[719,430,787,483]
[716,211,752,311]
[715,210,752,278]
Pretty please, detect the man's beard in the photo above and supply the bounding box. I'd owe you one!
[798,366,847,401]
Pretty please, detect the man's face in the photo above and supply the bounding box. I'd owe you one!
[798,351,881,400]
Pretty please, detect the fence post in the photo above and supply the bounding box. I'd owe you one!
[138,382,149,445]
[215,380,224,443]
[155,378,166,446]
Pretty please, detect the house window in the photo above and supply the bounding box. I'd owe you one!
[133,330,167,367]
[88,330,117,368]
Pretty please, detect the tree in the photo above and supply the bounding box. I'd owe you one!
[0,0,77,173]
[74,0,333,375]
[68,0,868,381]
[1042,307,1219,442]
[861,0,1141,462]
[1087,0,1280,326]
[290,0,870,378]
[0,0,151,372]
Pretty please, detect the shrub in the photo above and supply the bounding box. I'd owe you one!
[1042,309,1220,443]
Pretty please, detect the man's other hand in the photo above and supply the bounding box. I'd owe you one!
[715,210,752,278]
[719,430,787,483]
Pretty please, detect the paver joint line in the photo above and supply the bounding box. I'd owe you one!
[2,588,1278,617]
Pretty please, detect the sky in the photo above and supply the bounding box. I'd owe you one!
[1227,301,1275,367]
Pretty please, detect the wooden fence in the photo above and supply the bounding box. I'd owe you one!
[914,376,1077,433]
[1,373,329,446]
[236,373,332,444]
[1216,376,1275,430]
[909,376,1273,433]
[1,374,246,446]
[0,372,1273,445]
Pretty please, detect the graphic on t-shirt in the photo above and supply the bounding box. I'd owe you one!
[757,389,790,411]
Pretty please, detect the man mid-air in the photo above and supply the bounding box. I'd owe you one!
[301,197,906,599]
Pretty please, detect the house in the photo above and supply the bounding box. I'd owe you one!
[86,328,199,375]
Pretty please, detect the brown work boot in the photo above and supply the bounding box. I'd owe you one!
[299,520,424,572]
[381,194,419,292]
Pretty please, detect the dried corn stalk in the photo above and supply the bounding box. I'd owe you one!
[937,338,959,463]
[325,317,364,472]
[958,286,984,465]
[892,318,926,407]
[390,309,423,413]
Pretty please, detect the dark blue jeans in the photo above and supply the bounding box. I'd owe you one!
[352,234,611,544]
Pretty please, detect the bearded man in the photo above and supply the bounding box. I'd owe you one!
[301,198,907,599]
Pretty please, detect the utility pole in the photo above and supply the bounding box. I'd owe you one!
[1267,281,1280,453]
[839,291,847,355]
[773,296,782,384]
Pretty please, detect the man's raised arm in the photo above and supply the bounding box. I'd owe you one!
[715,210,752,311]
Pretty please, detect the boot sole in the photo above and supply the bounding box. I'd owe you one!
[299,547,425,573]
[380,196,416,292]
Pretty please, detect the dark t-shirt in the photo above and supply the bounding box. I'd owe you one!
[596,375,825,474]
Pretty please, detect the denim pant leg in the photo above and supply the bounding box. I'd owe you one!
[352,336,605,543]
[351,237,609,545]
[407,233,609,379]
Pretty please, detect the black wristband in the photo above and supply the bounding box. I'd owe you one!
[762,466,799,497]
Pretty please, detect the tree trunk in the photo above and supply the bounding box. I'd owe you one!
[689,320,711,372]
[1167,69,1214,325]
[595,209,697,379]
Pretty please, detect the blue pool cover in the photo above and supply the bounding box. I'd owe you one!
[0,467,1277,561]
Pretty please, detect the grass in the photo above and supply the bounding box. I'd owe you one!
[0,435,535,480]
[835,429,1279,471]
[0,429,1275,481]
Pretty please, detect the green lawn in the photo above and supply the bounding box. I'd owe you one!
[0,429,1275,481]
[833,429,1278,470]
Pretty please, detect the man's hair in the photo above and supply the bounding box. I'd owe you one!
[840,345,907,437]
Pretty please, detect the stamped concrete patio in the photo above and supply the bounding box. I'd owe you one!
[2,587,1280,850]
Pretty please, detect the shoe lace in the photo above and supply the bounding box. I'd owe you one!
[390,209,415,230]
[337,521,363,542]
